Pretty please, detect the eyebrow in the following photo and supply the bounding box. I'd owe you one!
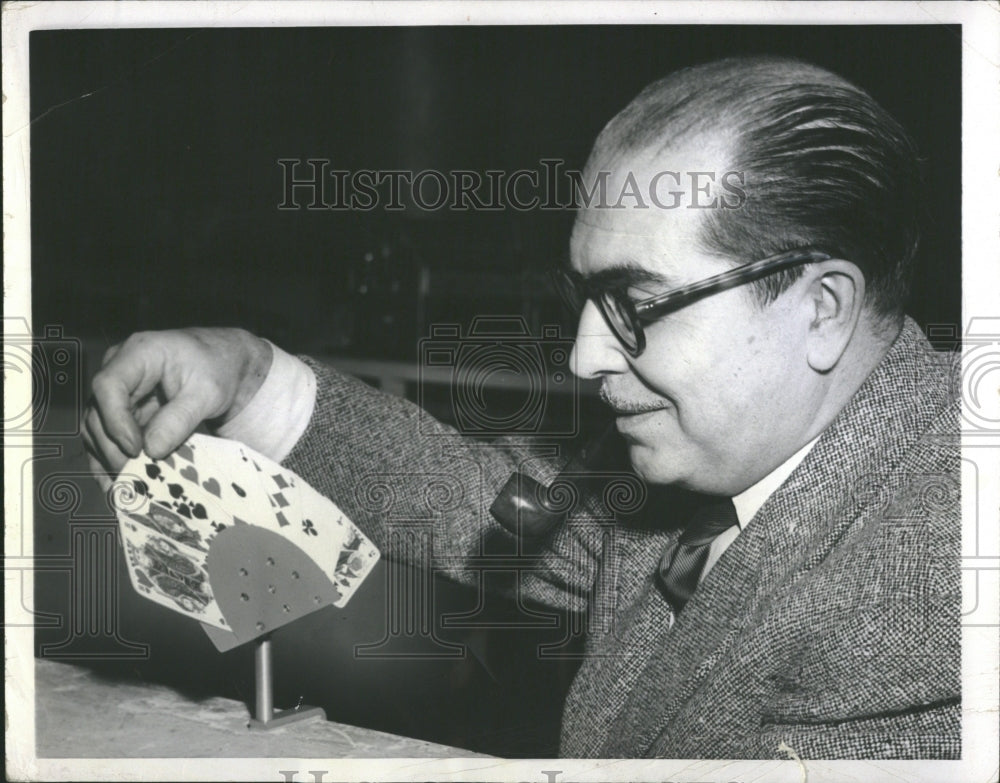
[573,263,676,293]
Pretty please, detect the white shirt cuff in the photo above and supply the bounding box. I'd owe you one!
[215,340,316,463]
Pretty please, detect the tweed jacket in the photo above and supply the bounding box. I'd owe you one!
[283,317,961,759]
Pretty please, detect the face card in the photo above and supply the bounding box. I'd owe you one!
[330,522,380,608]
[117,434,381,620]
[120,504,211,553]
[118,452,234,546]
[118,516,228,629]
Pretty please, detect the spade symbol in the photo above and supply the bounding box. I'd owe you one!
[191,503,208,520]
[145,464,161,480]
[168,483,184,499]
[132,479,150,497]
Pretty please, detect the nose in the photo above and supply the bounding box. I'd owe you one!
[569,300,631,379]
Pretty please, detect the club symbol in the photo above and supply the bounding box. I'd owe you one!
[302,519,318,536]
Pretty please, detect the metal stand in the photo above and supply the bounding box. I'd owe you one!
[248,635,325,730]
[198,525,339,729]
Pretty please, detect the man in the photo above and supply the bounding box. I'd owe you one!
[84,56,960,758]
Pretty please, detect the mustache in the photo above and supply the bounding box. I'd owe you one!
[598,385,667,414]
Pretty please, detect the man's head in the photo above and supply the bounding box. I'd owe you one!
[569,56,922,494]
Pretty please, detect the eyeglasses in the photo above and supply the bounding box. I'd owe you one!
[554,248,832,357]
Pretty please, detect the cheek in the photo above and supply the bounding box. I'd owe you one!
[722,343,800,423]
[630,307,783,408]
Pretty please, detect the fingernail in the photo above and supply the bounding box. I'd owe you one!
[145,430,167,458]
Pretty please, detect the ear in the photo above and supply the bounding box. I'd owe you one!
[804,260,866,373]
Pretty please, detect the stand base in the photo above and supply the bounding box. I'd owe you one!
[248,705,326,731]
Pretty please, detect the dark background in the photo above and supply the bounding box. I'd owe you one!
[30,25,962,758]
[31,25,961,351]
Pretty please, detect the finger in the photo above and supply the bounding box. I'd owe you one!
[81,408,106,469]
[81,425,115,492]
[81,424,99,468]
[143,391,208,459]
[84,405,131,476]
[101,343,122,367]
[132,391,163,428]
[87,452,113,494]
[90,340,163,457]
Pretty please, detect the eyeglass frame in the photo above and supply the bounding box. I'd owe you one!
[555,248,833,357]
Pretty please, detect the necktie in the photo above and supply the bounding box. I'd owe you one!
[657,496,739,613]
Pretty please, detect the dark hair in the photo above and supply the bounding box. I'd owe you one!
[590,56,923,324]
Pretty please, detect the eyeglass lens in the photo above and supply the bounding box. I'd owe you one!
[597,291,639,353]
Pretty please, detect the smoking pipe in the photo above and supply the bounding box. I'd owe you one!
[489,421,619,539]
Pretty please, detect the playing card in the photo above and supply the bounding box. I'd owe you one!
[118,515,228,629]
[204,436,380,604]
[169,436,276,530]
[330,521,380,608]
[279,480,351,581]
[201,436,382,606]
[118,451,237,548]
[254,459,303,531]
[118,502,212,553]
[116,434,382,625]
[195,438,333,575]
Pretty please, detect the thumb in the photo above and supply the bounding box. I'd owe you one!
[143,393,208,458]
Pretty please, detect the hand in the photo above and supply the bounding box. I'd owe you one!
[83,328,273,490]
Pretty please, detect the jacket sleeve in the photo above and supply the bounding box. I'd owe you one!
[281,357,613,612]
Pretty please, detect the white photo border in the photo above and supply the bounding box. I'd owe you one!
[4,2,998,782]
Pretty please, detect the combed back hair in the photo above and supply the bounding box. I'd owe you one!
[589,56,923,324]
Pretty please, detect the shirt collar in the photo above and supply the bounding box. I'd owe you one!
[731,436,820,528]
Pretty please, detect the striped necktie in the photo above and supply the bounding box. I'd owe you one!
[657,496,739,613]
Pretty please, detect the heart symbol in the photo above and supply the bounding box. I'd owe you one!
[180,465,198,483]
[176,443,194,462]
[202,477,221,498]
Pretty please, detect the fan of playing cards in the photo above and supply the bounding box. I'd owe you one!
[112,434,380,646]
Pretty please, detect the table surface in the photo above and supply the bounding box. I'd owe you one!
[35,659,492,758]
